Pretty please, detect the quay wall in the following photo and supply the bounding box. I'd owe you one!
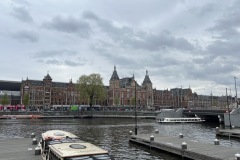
[0,110,159,118]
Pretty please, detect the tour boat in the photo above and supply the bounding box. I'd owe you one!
[39,130,113,160]
[158,117,205,123]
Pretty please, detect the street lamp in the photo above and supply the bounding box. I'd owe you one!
[135,79,137,135]
[234,76,238,112]
[226,88,232,129]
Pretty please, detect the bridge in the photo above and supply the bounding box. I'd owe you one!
[183,109,228,122]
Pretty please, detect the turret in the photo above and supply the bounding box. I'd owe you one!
[142,70,152,90]
[43,71,52,86]
[110,65,119,80]
[110,66,120,89]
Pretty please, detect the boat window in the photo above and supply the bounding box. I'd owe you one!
[49,150,61,160]
[64,154,113,160]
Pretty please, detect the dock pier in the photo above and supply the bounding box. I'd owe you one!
[129,133,240,160]
[216,127,240,138]
[0,138,41,160]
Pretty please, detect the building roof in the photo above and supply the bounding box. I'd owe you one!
[44,73,52,80]
[119,77,140,88]
[110,66,119,80]
[119,77,133,88]
[22,80,73,87]
[170,88,192,96]
[0,80,21,91]
[142,70,152,84]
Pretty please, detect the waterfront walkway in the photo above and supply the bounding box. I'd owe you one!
[129,133,240,160]
[216,128,240,138]
[0,138,41,160]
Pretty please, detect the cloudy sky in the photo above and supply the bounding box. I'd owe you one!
[1,0,240,96]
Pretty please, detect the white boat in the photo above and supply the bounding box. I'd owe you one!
[158,117,205,123]
[39,130,113,160]
[48,142,112,160]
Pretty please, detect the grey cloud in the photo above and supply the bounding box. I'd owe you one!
[196,3,218,17]
[207,40,240,56]
[10,6,33,23]
[82,11,99,21]
[83,10,134,40]
[45,59,62,65]
[33,49,77,58]
[84,11,194,51]
[208,0,240,39]
[184,57,236,85]
[90,43,134,66]
[43,15,91,38]
[12,30,38,42]
[31,49,86,67]
[11,0,30,6]
[145,53,236,86]
[199,4,217,16]
[192,56,215,65]
[205,0,240,61]
[64,60,84,67]
[133,31,195,51]
[45,59,85,67]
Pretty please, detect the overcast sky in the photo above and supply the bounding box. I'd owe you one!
[1,0,240,96]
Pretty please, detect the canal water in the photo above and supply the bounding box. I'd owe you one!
[0,118,240,160]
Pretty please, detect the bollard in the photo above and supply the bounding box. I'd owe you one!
[32,138,37,145]
[216,127,219,134]
[150,135,154,142]
[181,142,187,149]
[129,130,133,135]
[214,139,219,145]
[31,133,35,138]
[155,129,159,134]
[235,153,240,160]
[35,146,41,155]
[179,133,183,138]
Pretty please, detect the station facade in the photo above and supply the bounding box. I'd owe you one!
[0,66,200,110]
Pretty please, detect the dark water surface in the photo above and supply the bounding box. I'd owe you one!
[0,118,240,160]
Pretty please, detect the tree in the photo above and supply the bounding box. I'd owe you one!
[77,73,106,112]
[23,94,29,109]
[114,97,120,106]
[1,93,9,106]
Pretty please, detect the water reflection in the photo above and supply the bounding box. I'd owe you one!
[0,118,239,160]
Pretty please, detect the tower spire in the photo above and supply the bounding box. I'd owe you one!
[110,65,119,80]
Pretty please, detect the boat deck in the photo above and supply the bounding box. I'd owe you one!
[129,133,239,160]
[0,138,41,160]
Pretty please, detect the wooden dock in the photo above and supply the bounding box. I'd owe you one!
[0,138,41,160]
[129,133,240,160]
[216,128,240,138]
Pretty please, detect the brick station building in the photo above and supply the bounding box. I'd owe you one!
[1,66,197,110]
[108,66,154,108]
[20,73,80,110]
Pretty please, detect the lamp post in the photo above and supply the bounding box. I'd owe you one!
[135,79,137,135]
[234,76,238,113]
[226,88,232,129]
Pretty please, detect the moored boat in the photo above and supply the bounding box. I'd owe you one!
[158,117,205,123]
[39,130,113,160]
